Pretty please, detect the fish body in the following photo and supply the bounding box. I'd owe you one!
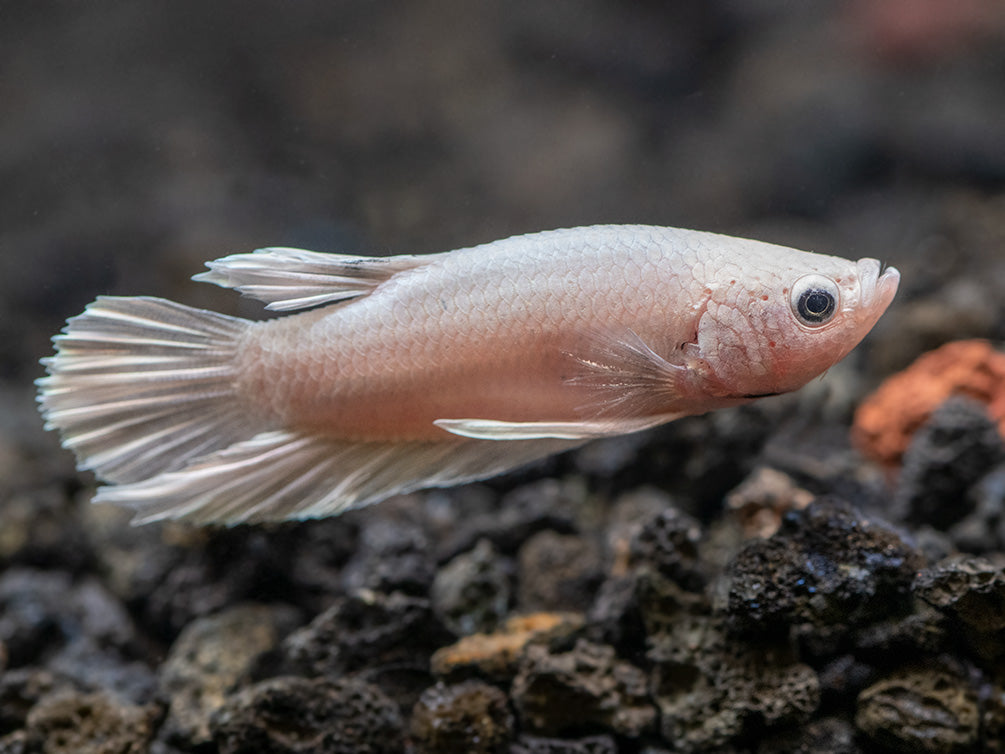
[37,225,899,524]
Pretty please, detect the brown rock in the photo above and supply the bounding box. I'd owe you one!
[725,466,815,539]
[430,612,583,681]
[410,680,513,754]
[159,603,299,747]
[511,639,655,738]
[24,690,157,754]
[516,531,604,613]
[856,666,979,753]
[649,615,819,752]
[211,676,403,754]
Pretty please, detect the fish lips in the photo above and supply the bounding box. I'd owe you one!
[855,258,901,314]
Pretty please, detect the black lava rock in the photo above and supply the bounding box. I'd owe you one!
[430,539,512,637]
[410,680,513,754]
[725,498,924,637]
[509,734,618,754]
[211,676,403,754]
[281,590,450,690]
[894,396,1005,529]
[511,639,655,738]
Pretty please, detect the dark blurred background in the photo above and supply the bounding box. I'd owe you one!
[3,0,1005,456]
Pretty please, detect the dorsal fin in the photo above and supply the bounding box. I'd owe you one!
[194,247,436,311]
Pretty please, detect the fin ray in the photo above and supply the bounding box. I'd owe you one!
[95,431,582,525]
[194,247,436,311]
[37,296,269,484]
[434,417,672,440]
[564,327,688,421]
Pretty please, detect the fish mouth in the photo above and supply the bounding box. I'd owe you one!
[856,258,900,312]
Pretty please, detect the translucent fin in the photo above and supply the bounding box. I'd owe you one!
[193,247,435,311]
[564,327,690,421]
[434,416,672,441]
[36,296,265,484]
[95,430,582,525]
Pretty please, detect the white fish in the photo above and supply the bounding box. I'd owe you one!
[37,225,900,524]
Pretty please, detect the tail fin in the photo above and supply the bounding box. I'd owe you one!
[37,296,266,484]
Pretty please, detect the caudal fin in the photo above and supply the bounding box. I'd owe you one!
[37,296,266,484]
[38,295,583,526]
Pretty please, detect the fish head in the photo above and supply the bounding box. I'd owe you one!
[692,250,900,400]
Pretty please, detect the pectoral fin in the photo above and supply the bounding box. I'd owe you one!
[563,326,694,421]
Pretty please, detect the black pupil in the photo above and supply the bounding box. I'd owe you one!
[799,289,834,322]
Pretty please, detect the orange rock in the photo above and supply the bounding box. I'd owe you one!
[430,612,583,681]
[853,340,1005,466]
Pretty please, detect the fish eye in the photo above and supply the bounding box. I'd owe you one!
[790,274,838,327]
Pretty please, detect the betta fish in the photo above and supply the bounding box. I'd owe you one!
[37,225,899,524]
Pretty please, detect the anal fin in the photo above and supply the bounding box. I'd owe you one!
[95,430,582,525]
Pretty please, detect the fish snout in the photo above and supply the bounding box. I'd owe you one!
[856,257,900,310]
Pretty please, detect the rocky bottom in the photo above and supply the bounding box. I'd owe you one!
[3,382,1005,753]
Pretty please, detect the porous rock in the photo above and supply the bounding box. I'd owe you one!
[341,516,436,596]
[23,690,157,754]
[893,396,1004,528]
[626,503,704,589]
[949,464,1005,553]
[755,715,861,754]
[648,615,819,752]
[430,612,584,682]
[983,682,1005,753]
[509,734,617,754]
[853,339,1005,466]
[283,590,448,678]
[430,539,511,636]
[856,665,979,753]
[158,603,299,747]
[210,676,402,754]
[0,669,75,734]
[409,680,513,754]
[915,555,1005,633]
[725,466,814,540]
[725,498,923,636]
[435,479,580,561]
[516,531,604,613]
[511,639,655,738]
[0,568,139,666]
[914,555,1005,660]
